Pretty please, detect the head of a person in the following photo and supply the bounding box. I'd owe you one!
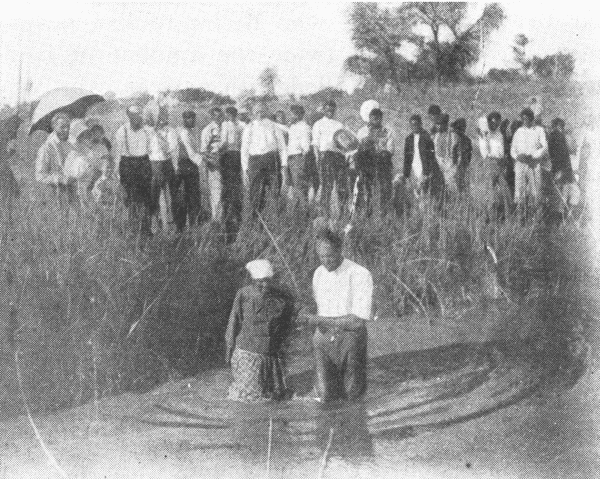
[209,107,224,124]
[551,117,565,133]
[368,108,383,129]
[182,110,196,129]
[239,112,251,124]
[316,227,344,272]
[428,104,442,125]
[487,112,502,132]
[89,125,105,143]
[51,112,71,141]
[290,104,305,123]
[520,108,535,128]
[246,259,275,295]
[78,129,94,148]
[225,106,238,122]
[435,113,450,133]
[252,101,269,120]
[126,105,143,130]
[451,118,467,136]
[156,107,170,129]
[409,114,423,134]
[322,100,336,119]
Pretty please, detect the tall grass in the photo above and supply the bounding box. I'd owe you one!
[1,81,596,417]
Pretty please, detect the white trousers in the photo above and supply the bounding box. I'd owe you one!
[206,168,223,221]
[514,162,541,205]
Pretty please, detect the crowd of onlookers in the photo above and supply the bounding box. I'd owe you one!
[31,94,598,239]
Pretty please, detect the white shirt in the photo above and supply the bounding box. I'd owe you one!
[177,127,203,166]
[240,118,287,173]
[35,132,76,184]
[510,125,548,162]
[481,130,505,159]
[114,123,153,158]
[220,119,245,152]
[413,134,423,180]
[312,116,345,153]
[287,120,312,156]
[150,126,179,163]
[200,121,222,156]
[313,258,373,321]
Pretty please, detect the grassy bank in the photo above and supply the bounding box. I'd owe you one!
[0,81,596,417]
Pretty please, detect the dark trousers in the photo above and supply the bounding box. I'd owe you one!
[220,151,243,224]
[353,149,394,214]
[319,151,348,209]
[313,326,368,401]
[149,160,177,216]
[43,183,78,206]
[248,152,280,213]
[172,157,201,231]
[119,155,152,234]
[288,151,320,198]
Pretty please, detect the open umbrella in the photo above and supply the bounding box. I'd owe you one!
[29,87,105,134]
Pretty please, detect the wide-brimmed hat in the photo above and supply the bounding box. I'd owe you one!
[333,128,360,153]
[360,99,380,123]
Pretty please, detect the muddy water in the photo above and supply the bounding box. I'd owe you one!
[135,295,579,473]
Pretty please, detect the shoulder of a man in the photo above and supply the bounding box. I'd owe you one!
[346,259,371,280]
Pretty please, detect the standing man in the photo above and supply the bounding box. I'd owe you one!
[427,104,442,135]
[299,226,373,401]
[287,104,312,201]
[220,106,245,229]
[401,114,445,203]
[450,118,472,194]
[174,110,203,232]
[312,100,347,212]
[240,102,287,214]
[36,112,77,204]
[114,105,154,235]
[355,108,395,214]
[510,107,548,211]
[200,107,225,222]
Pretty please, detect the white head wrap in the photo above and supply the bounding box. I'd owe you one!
[246,259,274,280]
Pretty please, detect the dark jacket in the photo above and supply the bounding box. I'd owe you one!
[548,130,574,183]
[403,130,445,196]
[225,284,294,359]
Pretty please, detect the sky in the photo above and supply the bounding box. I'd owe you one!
[0,1,599,105]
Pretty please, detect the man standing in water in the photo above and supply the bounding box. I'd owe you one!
[299,226,373,401]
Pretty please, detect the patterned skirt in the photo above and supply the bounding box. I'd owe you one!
[228,349,286,402]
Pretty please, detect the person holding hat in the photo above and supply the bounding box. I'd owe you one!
[225,259,295,402]
[355,107,396,215]
[312,100,348,211]
[35,111,78,205]
[114,105,155,235]
[173,110,203,232]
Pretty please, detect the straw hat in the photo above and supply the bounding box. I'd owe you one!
[333,128,360,154]
[360,99,380,123]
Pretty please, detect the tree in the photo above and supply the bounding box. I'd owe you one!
[404,2,505,84]
[345,3,413,92]
[531,52,575,80]
[259,67,279,97]
[512,34,531,76]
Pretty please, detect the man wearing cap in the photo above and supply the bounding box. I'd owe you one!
[225,259,295,402]
[312,100,347,210]
[200,107,225,221]
[114,105,155,235]
[299,227,373,401]
[173,110,203,232]
[35,111,78,204]
[240,102,287,213]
